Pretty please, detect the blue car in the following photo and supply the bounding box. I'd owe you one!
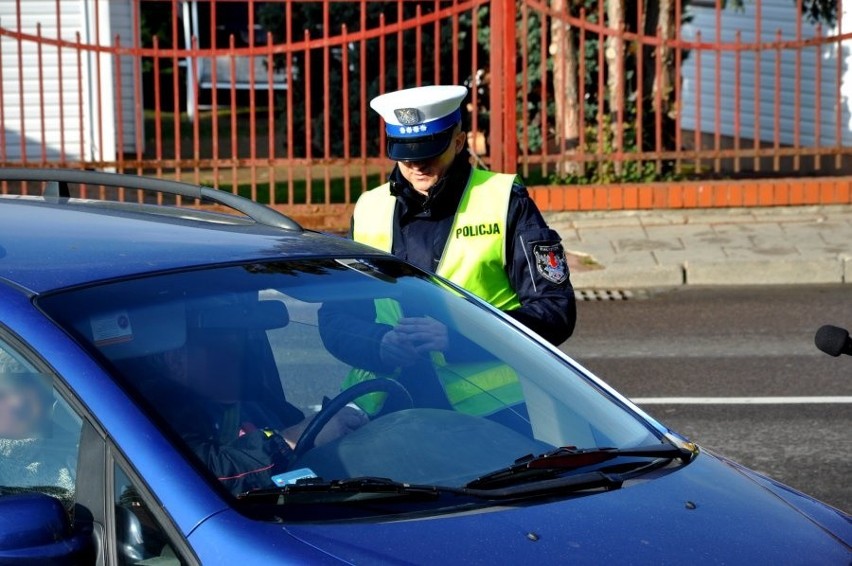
[0,169,848,565]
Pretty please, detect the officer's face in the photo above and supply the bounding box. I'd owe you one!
[398,129,466,195]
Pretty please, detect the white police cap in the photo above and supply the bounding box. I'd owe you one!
[370,85,467,161]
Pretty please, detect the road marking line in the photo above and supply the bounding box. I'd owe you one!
[632,396,852,405]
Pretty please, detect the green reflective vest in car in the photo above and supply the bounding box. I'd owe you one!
[342,297,524,416]
[345,169,524,416]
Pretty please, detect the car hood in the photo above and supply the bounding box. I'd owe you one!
[284,452,851,564]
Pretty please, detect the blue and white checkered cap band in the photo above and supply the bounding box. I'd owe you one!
[386,108,461,139]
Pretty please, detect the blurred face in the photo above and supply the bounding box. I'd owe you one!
[0,384,47,439]
[398,127,466,195]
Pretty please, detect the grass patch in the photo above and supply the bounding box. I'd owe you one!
[212,172,385,205]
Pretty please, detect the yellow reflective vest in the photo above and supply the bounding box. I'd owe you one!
[346,169,524,416]
[353,168,522,311]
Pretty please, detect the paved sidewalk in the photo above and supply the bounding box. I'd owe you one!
[545,205,852,289]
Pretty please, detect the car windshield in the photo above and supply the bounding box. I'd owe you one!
[37,258,660,501]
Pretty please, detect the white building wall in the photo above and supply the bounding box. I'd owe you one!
[0,0,85,161]
[109,0,141,153]
[680,0,851,147]
[0,0,138,164]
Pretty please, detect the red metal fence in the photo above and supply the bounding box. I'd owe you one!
[0,0,850,224]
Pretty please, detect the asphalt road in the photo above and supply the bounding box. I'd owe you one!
[560,284,852,513]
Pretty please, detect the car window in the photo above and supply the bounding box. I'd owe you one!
[37,259,659,503]
[261,290,355,415]
[0,337,82,510]
[113,462,185,566]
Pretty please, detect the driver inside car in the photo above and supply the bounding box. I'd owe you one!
[144,314,367,495]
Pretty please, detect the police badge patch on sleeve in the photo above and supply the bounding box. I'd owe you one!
[533,243,569,284]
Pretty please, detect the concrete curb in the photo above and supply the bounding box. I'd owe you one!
[572,257,848,290]
[685,258,845,286]
[572,265,684,289]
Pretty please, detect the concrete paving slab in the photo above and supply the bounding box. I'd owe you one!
[683,212,757,225]
[747,211,828,224]
[571,216,645,229]
[750,205,833,217]
[576,225,647,244]
[793,242,851,257]
[782,219,849,231]
[679,232,739,247]
[549,224,575,238]
[707,223,762,235]
[737,224,788,238]
[564,239,614,254]
[748,233,802,248]
[686,258,843,285]
[721,245,802,260]
[550,231,580,246]
[544,205,852,289]
[637,213,688,227]
[653,248,729,265]
[691,232,758,251]
[771,216,834,228]
[642,224,712,240]
[606,251,659,267]
[614,237,684,253]
[807,224,852,245]
[549,210,646,226]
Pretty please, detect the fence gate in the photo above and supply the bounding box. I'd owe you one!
[0,0,850,227]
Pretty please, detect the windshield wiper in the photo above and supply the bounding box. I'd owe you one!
[466,443,695,490]
[239,473,623,505]
[239,477,446,504]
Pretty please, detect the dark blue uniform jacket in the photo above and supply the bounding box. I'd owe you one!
[354,154,576,346]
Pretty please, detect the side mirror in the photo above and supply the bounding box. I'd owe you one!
[815,325,852,357]
[0,493,92,563]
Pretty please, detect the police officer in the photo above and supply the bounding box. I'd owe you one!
[353,85,575,345]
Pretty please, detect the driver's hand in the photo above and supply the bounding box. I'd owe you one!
[394,317,449,355]
[314,405,369,447]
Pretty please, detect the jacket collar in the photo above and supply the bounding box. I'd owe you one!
[388,154,472,220]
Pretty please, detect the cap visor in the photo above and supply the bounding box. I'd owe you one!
[387,131,454,162]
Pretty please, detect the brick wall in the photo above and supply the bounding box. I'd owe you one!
[528,177,852,212]
[285,177,852,231]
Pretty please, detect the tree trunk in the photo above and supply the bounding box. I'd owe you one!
[605,0,625,174]
[652,0,675,118]
[550,0,581,176]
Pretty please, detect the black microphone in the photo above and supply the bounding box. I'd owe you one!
[814,325,852,357]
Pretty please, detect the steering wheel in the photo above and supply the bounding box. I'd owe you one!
[292,378,413,459]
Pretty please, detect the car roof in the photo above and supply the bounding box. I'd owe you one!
[0,197,370,295]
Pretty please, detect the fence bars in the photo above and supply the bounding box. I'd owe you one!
[0,0,848,217]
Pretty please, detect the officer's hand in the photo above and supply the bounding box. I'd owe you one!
[379,328,421,368]
[394,317,449,354]
[315,405,369,447]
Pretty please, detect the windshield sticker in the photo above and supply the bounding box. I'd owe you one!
[533,243,568,284]
[271,468,317,487]
[90,310,134,346]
